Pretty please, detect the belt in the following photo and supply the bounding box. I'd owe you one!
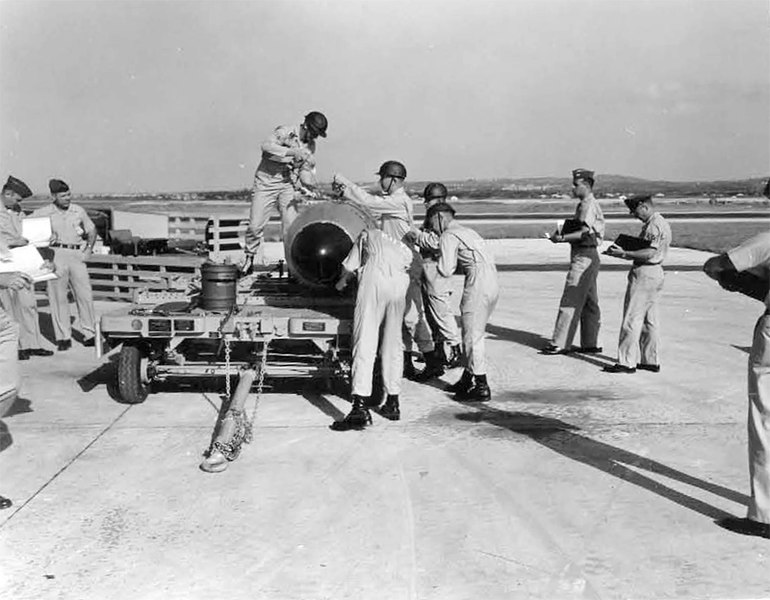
[51,243,82,250]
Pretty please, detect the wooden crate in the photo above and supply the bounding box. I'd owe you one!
[86,254,205,301]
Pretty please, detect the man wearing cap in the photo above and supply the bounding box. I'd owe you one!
[408,182,462,378]
[31,179,97,350]
[333,161,436,379]
[0,176,54,360]
[703,178,770,539]
[424,202,498,401]
[542,168,605,355]
[242,111,328,274]
[603,195,671,373]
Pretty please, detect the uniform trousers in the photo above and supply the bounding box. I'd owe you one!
[47,248,96,341]
[0,287,46,350]
[748,312,770,523]
[617,265,664,367]
[551,246,601,349]
[244,174,300,259]
[351,267,409,397]
[421,259,461,347]
[0,308,20,417]
[460,265,499,375]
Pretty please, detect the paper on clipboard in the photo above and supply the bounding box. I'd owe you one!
[22,217,53,247]
[0,244,57,283]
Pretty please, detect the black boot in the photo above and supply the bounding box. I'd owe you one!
[415,350,445,382]
[403,352,418,380]
[458,374,491,402]
[378,394,400,421]
[445,344,462,368]
[331,395,372,431]
[446,369,474,394]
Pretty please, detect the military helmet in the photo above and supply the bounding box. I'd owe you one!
[304,111,328,137]
[423,182,447,203]
[376,160,407,179]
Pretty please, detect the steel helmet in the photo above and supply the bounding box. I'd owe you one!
[423,182,447,203]
[304,111,328,137]
[376,160,407,179]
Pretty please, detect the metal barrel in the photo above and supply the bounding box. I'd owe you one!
[284,200,376,290]
[200,262,239,311]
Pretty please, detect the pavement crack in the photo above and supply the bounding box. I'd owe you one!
[0,405,133,529]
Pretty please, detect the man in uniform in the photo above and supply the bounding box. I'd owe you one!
[333,161,436,379]
[242,111,328,274]
[542,168,605,355]
[426,203,498,402]
[31,179,97,350]
[703,179,770,539]
[331,225,413,430]
[408,182,462,379]
[604,194,671,373]
[0,176,54,360]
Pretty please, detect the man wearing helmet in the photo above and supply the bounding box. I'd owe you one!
[333,162,435,379]
[242,111,328,274]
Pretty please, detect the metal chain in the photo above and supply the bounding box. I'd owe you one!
[244,339,269,445]
[224,337,232,399]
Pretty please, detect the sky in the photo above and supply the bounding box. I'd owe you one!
[0,0,768,194]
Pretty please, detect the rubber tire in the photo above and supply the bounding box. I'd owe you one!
[117,344,150,404]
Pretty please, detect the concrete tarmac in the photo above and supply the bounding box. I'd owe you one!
[1,240,769,600]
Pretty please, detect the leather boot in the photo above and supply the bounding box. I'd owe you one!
[445,344,462,368]
[446,369,474,394]
[331,395,372,431]
[415,350,445,382]
[378,394,400,421]
[458,374,491,402]
[403,352,418,380]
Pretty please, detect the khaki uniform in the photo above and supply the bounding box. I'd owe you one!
[551,194,605,349]
[342,228,412,397]
[245,124,315,260]
[437,221,498,375]
[345,186,434,355]
[0,307,19,416]
[617,213,672,367]
[727,232,770,524]
[0,205,47,350]
[31,203,96,342]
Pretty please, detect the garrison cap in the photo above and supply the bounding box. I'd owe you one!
[425,202,456,221]
[623,194,652,211]
[2,175,32,199]
[572,168,595,183]
[49,178,69,194]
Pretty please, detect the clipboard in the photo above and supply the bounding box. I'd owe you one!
[0,245,57,283]
[612,234,651,252]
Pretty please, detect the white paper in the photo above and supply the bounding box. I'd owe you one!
[21,216,53,247]
[0,244,57,282]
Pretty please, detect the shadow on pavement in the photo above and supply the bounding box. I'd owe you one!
[455,407,748,520]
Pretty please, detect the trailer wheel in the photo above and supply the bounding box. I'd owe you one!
[117,344,150,404]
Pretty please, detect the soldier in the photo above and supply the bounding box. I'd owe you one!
[542,168,605,355]
[409,182,462,379]
[426,203,498,402]
[242,111,328,274]
[0,176,54,359]
[331,226,413,430]
[604,194,671,373]
[703,179,770,539]
[31,179,97,350]
[333,161,436,379]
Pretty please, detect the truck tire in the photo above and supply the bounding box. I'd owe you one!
[117,344,150,404]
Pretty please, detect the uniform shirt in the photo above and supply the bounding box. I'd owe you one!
[0,204,25,246]
[31,203,94,245]
[342,228,412,278]
[257,123,316,187]
[727,231,770,308]
[635,212,672,266]
[345,186,414,243]
[573,194,605,247]
[437,221,496,277]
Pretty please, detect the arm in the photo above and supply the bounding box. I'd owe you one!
[336,231,365,290]
[261,126,309,164]
[79,207,97,257]
[0,219,28,248]
[413,229,440,251]
[437,233,459,277]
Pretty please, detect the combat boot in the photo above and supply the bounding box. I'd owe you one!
[415,350,445,382]
[403,352,418,380]
[378,394,400,421]
[445,344,462,369]
[457,374,491,402]
[331,395,372,431]
[446,369,473,394]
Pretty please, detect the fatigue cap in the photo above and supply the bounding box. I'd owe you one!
[572,168,595,185]
[425,202,456,221]
[49,178,69,194]
[2,175,32,199]
[623,194,652,211]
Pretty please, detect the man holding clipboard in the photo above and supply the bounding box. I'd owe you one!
[603,194,671,373]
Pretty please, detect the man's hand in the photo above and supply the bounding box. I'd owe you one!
[403,229,419,244]
[605,243,625,258]
[82,247,93,260]
[548,231,563,244]
[335,275,349,292]
[41,260,56,273]
[288,147,312,162]
[0,272,32,290]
